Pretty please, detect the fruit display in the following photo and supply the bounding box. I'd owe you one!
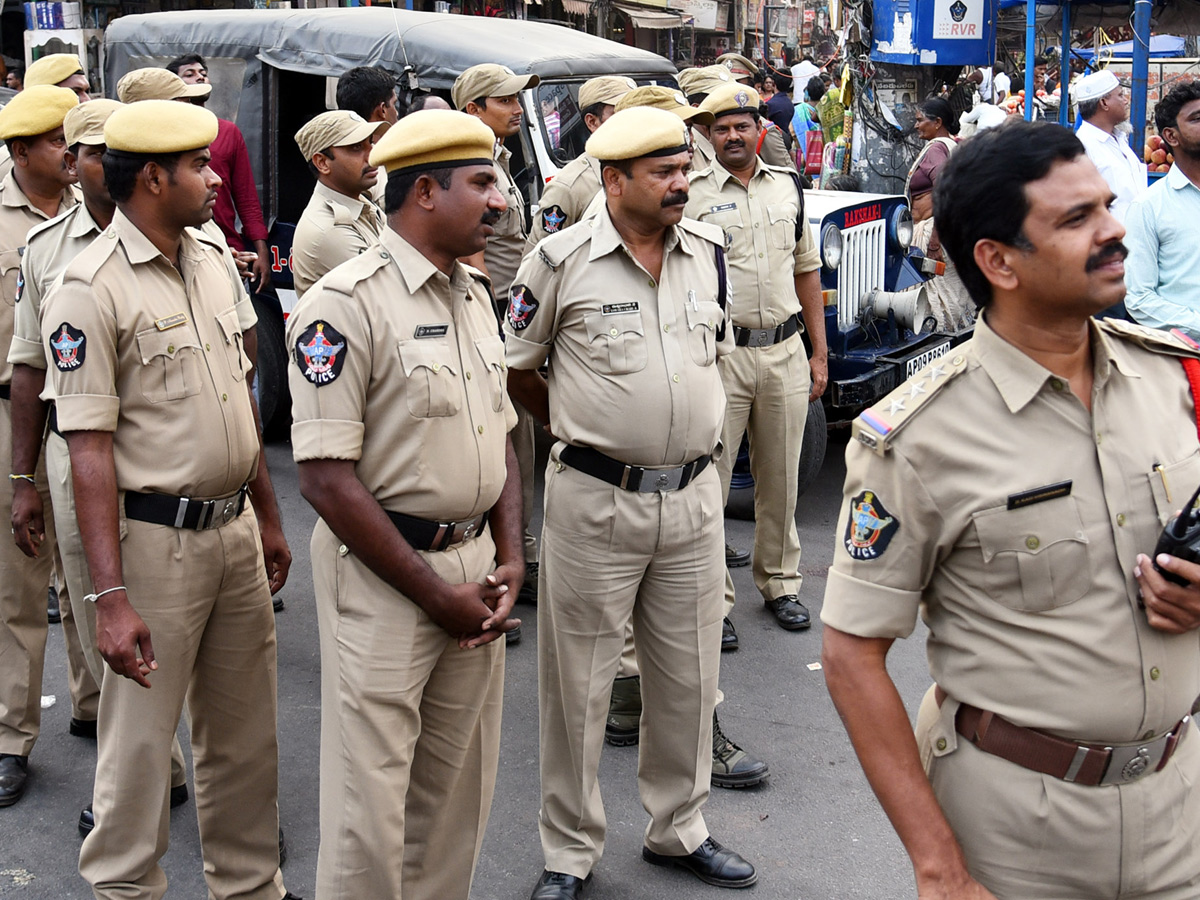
[1000,88,1052,118]
[1144,134,1174,174]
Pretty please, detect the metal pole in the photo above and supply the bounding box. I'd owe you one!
[1131,0,1151,152]
[1059,2,1070,125]
[1024,0,1035,121]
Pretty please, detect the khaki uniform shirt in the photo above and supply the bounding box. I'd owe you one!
[686,158,819,329]
[526,154,602,252]
[758,124,796,170]
[288,228,517,521]
[0,172,77,385]
[504,203,731,466]
[692,129,715,173]
[44,208,260,499]
[291,181,384,297]
[483,143,527,299]
[0,145,11,182]
[822,316,1200,744]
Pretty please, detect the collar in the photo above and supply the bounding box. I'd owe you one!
[710,156,770,189]
[111,207,202,267]
[381,227,470,296]
[587,202,689,262]
[1167,161,1199,191]
[313,180,371,217]
[65,201,104,240]
[0,170,74,216]
[1077,119,1118,144]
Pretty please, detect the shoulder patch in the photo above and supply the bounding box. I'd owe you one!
[293,320,347,387]
[853,348,971,455]
[1096,318,1200,359]
[540,204,568,235]
[48,322,86,372]
[507,284,539,331]
[843,490,900,561]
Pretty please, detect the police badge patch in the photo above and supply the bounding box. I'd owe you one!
[295,320,347,387]
[49,322,86,372]
[843,490,900,561]
[508,284,539,331]
[541,205,567,235]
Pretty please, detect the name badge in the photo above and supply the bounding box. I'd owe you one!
[602,302,639,316]
[1006,480,1073,510]
[155,313,188,331]
[709,202,737,213]
[414,324,450,339]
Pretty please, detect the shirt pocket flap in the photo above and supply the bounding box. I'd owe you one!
[474,335,507,372]
[136,326,200,364]
[214,306,241,345]
[684,299,723,333]
[397,339,458,378]
[767,202,798,225]
[1149,451,1200,526]
[0,248,22,276]
[972,496,1089,563]
[584,312,644,343]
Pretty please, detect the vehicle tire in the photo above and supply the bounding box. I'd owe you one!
[723,399,827,521]
[250,293,290,443]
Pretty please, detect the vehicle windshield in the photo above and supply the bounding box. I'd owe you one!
[535,75,678,166]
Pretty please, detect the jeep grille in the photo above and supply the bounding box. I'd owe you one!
[837,219,887,330]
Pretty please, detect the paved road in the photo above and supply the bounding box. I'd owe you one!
[2,431,934,899]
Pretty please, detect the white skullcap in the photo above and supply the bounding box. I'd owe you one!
[1074,70,1120,105]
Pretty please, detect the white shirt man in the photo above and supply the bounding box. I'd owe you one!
[1074,69,1146,223]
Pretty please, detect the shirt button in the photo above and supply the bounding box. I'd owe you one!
[663,324,670,333]
[222,393,228,401]
[432,363,440,372]
[754,222,760,228]
[648,279,655,288]
[555,462,564,473]
[672,373,680,383]
[951,355,965,366]
[610,328,618,337]
[205,343,211,351]
[1096,433,1103,445]
[380,251,390,260]
[466,371,472,380]
[1117,513,1127,526]
[167,344,175,353]
[338,544,349,557]
[477,425,484,435]
[1050,378,1065,391]
[1150,666,1161,681]
[935,737,947,751]
[1024,535,1039,550]
[758,252,764,259]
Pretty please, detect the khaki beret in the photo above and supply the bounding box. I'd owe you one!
[585,106,691,162]
[717,53,758,80]
[677,65,734,99]
[616,85,715,127]
[24,53,83,88]
[578,75,636,111]
[117,68,212,104]
[452,64,540,111]
[104,100,218,154]
[295,110,387,162]
[63,99,123,147]
[368,108,495,175]
[700,83,762,120]
[0,85,78,140]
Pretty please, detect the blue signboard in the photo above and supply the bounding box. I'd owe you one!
[871,0,999,66]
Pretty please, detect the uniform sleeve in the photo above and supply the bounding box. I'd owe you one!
[220,249,257,332]
[820,437,944,639]
[286,288,370,463]
[759,127,796,170]
[793,212,820,273]
[43,274,120,432]
[8,250,46,369]
[503,246,561,370]
[526,176,578,252]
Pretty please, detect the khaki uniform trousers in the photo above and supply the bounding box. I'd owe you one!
[917,688,1200,899]
[0,399,97,756]
[45,430,187,785]
[312,519,505,900]
[537,453,724,878]
[79,513,283,900]
[715,332,811,617]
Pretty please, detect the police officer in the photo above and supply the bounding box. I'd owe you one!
[290,110,387,296]
[506,106,756,899]
[823,121,1200,899]
[43,99,294,899]
[455,63,541,615]
[0,85,85,808]
[687,82,827,636]
[525,75,634,249]
[677,66,735,171]
[686,61,795,171]
[23,53,91,101]
[287,108,521,900]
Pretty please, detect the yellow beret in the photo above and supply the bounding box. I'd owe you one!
[616,85,715,127]
[295,110,387,162]
[716,53,758,80]
[677,65,734,99]
[0,85,78,140]
[104,100,218,154]
[63,98,123,146]
[699,83,762,120]
[24,53,83,88]
[368,108,495,175]
[585,106,691,162]
[452,64,539,111]
[578,76,636,111]
[117,68,212,104]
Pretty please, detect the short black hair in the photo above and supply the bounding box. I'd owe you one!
[471,96,489,111]
[165,54,205,76]
[934,121,1084,308]
[598,159,634,179]
[685,93,708,106]
[1155,79,1200,134]
[336,66,397,120]
[581,101,607,121]
[918,97,960,135]
[825,173,860,191]
[806,76,826,103]
[102,151,183,203]
[384,166,454,214]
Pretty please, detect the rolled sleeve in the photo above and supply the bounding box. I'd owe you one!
[9,257,45,368]
[42,276,120,432]
[794,219,821,274]
[820,567,923,638]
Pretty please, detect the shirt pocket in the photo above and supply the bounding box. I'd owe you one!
[0,249,22,307]
[767,202,798,251]
[583,311,647,375]
[397,339,462,418]
[702,209,744,254]
[971,495,1092,613]
[136,326,203,403]
[684,299,723,367]
[1147,450,1200,527]
[474,335,508,413]
[214,306,251,383]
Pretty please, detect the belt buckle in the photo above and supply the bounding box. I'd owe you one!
[1101,735,1170,785]
[196,499,217,531]
[456,518,479,543]
[220,496,238,526]
[748,329,771,348]
[647,466,685,493]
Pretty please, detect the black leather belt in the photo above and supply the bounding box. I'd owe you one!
[124,487,248,531]
[560,445,710,493]
[385,508,488,552]
[733,313,800,348]
[0,383,10,400]
[48,404,60,436]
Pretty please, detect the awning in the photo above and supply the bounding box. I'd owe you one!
[561,0,591,14]
[615,4,689,28]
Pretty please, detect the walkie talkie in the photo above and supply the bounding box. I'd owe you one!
[1153,481,1200,586]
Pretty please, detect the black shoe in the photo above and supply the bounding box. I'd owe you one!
[69,717,97,740]
[279,827,287,867]
[530,870,590,900]
[721,617,739,652]
[765,594,810,630]
[643,836,757,888]
[725,543,750,568]
[0,755,29,807]
[517,561,539,605]
[273,595,285,613]
[711,712,769,789]
[47,586,61,623]
[170,783,189,808]
[78,803,94,837]
[283,893,303,900]
[506,623,522,646]
[605,675,641,747]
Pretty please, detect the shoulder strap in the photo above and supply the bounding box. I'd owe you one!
[756,126,768,156]
[1181,357,1200,444]
[786,169,806,242]
[714,243,727,343]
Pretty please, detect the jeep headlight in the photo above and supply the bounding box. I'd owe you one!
[890,207,914,251]
[820,223,843,270]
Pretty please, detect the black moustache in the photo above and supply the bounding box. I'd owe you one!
[482,210,502,226]
[1085,242,1128,272]
[661,192,689,208]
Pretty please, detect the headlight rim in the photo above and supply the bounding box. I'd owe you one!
[821,222,844,270]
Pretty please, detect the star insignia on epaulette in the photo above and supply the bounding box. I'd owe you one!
[908,380,926,398]
[927,364,947,382]
[888,397,906,415]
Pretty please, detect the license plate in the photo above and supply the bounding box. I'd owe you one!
[905,341,951,379]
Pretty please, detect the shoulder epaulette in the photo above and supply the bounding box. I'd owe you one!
[553,155,593,187]
[316,243,391,295]
[1096,317,1200,359]
[25,206,74,247]
[677,216,724,247]
[188,226,227,253]
[536,220,593,270]
[852,349,971,455]
[61,226,121,283]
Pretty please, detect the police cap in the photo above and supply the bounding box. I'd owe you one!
[63,98,123,147]
[585,106,691,162]
[0,85,78,140]
[24,53,83,88]
[676,65,734,101]
[716,53,758,81]
[616,85,715,126]
[700,83,762,120]
[578,76,636,111]
[117,68,212,104]
[295,110,388,162]
[452,64,540,111]
[368,108,495,175]
[104,100,219,154]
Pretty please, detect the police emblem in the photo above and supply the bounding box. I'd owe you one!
[295,320,347,387]
[508,284,539,331]
[735,90,751,108]
[949,0,967,22]
[541,205,567,235]
[844,490,900,561]
[49,322,86,372]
